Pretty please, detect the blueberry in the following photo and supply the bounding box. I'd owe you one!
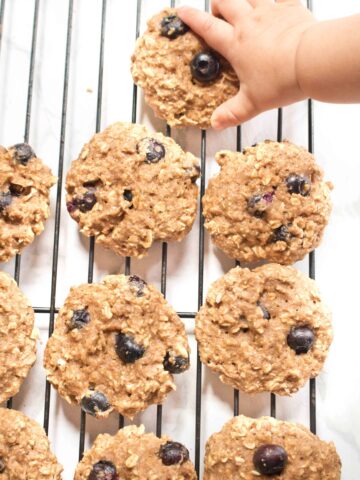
[11,143,35,165]
[67,191,97,214]
[0,458,5,473]
[137,138,166,164]
[0,192,12,213]
[286,174,311,196]
[163,352,190,374]
[115,333,145,364]
[287,326,315,354]
[160,15,189,39]
[270,225,290,243]
[88,460,117,480]
[128,275,147,297]
[123,189,133,202]
[9,183,31,196]
[253,444,288,475]
[247,192,274,218]
[69,309,90,330]
[159,441,189,466]
[257,302,270,320]
[191,52,220,83]
[81,390,110,416]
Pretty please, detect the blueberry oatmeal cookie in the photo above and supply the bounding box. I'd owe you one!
[195,264,332,395]
[74,425,197,479]
[0,143,56,263]
[44,274,190,419]
[66,122,199,258]
[204,415,341,479]
[131,9,239,128]
[0,408,63,479]
[0,271,37,403]
[203,141,332,265]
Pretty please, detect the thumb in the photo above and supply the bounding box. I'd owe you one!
[211,90,258,130]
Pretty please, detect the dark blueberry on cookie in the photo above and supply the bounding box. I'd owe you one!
[163,352,190,374]
[287,326,315,354]
[77,191,97,213]
[0,192,12,213]
[69,309,90,330]
[9,183,31,196]
[270,225,290,243]
[11,143,35,164]
[191,52,220,83]
[88,460,117,480]
[0,458,5,473]
[137,138,166,164]
[253,444,288,475]
[115,333,145,364]
[247,192,274,218]
[81,390,111,416]
[123,189,133,202]
[257,302,270,320]
[286,174,311,196]
[160,15,189,39]
[159,441,189,466]
[128,275,147,297]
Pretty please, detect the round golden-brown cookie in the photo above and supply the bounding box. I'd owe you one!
[0,143,56,263]
[204,415,341,479]
[44,274,190,419]
[203,141,332,265]
[74,424,197,479]
[66,122,199,258]
[131,9,239,128]
[195,264,332,395]
[0,408,63,479]
[0,271,37,403]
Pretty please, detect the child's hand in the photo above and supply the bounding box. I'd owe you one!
[178,0,316,129]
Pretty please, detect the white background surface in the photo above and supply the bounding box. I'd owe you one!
[0,0,359,478]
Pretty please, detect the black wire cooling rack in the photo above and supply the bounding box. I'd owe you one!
[0,0,316,477]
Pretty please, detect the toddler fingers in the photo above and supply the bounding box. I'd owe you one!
[177,7,234,59]
[212,0,252,24]
[211,90,258,129]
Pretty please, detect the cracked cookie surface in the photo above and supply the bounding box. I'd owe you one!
[74,424,197,479]
[195,264,332,395]
[203,141,332,265]
[0,408,63,479]
[66,122,199,258]
[44,274,190,419]
[0,271,37,403]
[0,144,56,263]
[131,9,239,128]
[204,415,341,479]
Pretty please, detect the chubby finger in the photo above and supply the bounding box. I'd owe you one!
[212,0,252,24]
[211,90,259,129]
[177,7,234,59]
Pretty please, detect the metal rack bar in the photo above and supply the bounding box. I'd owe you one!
[78,0,108,461]
[43,0,74,434]
[0,0,6,55]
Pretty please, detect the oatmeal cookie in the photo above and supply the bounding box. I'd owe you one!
[195,264,333,395]
[131,9,239,128]
[74,424,196,479]
[203,141,332,265]
[204,415,341,479]
[0,271,37,403]
[0,408,63,479]
[44,274,190,419]
[66,122,199,258]
[0,143,56,263]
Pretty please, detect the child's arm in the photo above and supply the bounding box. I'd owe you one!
[177,0,360,130]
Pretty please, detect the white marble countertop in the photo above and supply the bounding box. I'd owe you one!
[0,0,359,478]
